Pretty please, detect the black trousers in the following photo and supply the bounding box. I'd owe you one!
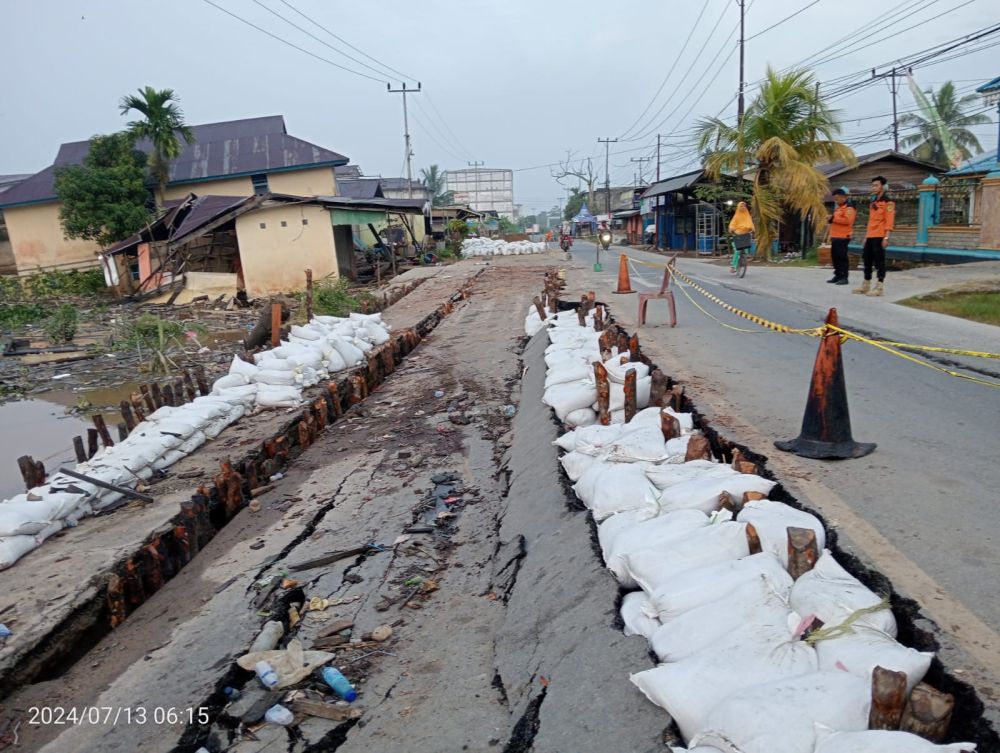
[831,238,850,279]
[862,237,886,281]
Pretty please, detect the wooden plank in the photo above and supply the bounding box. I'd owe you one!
[58,467,154,503]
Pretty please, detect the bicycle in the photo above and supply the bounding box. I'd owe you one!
[731,239,752,278]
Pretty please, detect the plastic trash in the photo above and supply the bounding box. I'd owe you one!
[255,660,279,688]
[320,666,358,702]
[501,405,516,418]
[434,390,445,398]
[0,623,11,638]
[223,686,241,701]
[264,704,294,726]
[250,620,285,653]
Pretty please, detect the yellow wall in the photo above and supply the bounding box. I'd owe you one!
[235,204,337,297]
[268,167,336,197]
[162,167,337,202]
[3,202,100,274]
[357,213,427,248]
[161,176,254,202]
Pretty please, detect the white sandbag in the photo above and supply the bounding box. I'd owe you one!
[330,335,364,365]
[572,462,658,521]
[692,672,869,753]
[254,369,298,386]
[295,365,321,387]
[268,345,308,362]
[349,311,383,324]
[813,728,976,753]
[324,348,348,373]
[229,355,259,379]
[155,416,202,440]
[256,384,303,408]
[212,373,250,393]
[286,350,324,371]
[524,312,545,338]
[649,575,795,662]
[620,521,750,593]
[657,473,776,514]
[32,490,90,521]
[178,430,208,455]
[625,407,666,427]
[645,552,794,622]
[644,460,735,491]
[364,321,391,345]
[815,625,931,692]
[737,500,826,566]
[671,748,726,753]
[597,509,658,558]
[289,324,322,341]
[352,336,373,353]
[663,407,694,433]
[554,422,624,454]
[214,384,259,405]
[605,375,651,412]
[565,407,597,428]
[606,424,667,463]
[559,450,605,483]
[543,380,597,422]
[184,399,231,422]
[0,499,54,536]
[605,358,651,383]
[545,363,594,389]
[621,591,660,639]
[630,639,819,740]
[604,509,711,587]
[152,448,186,471]
[790,550,896,636]
[0,534,37,568]
[663,435,692,461]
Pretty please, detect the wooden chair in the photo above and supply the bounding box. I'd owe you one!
[638,255,677,327]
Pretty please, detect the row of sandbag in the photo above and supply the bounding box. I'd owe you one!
[0,312,394,570]
[462,238,546,257]
[531,305,972,753]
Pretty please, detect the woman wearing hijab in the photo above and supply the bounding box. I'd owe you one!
[728,201,755,273]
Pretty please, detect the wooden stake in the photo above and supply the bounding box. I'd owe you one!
[174,377,186,405]
[649,369,668,407]
[731,448,756,475]
[305,269,314,321]
[745,521,762,554]
[130,394,147,423]
[17,455,44,490]
[616,331,629,355]
[660,409,681,441]
[787,527,819,580]
[120,401,137,431]
[194,366,209,396]
[92,414,114,448]
[901,684,954,742]
[270,301,282,347]
[670,384,685,412]
[869,666,908,731]
[532,296,547,321]
[139,384,156,414]
[593,305,604,332]
[117,422,128,441]
[684,431,713,462]
[594,362,611,426]
[628,334,641,362]
[150,382,164,410]
[623,368,637,423]
[73,436,87,464]
[162,384,176,408]
[577,305,586,327]
[183,370,198,402]
[87,428,99,458]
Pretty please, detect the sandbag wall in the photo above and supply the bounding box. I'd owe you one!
[526,280,980,753]
[462,238,546,257]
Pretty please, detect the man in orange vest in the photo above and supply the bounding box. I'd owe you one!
[854,175,895,297]
[827,187,856,285]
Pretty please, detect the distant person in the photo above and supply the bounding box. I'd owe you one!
[854,176,894,297]
[728,201,755,273]
[827,187,856,285]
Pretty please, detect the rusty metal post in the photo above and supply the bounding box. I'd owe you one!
[787,527,819,580]
[305,269,314,321]
[73,436,87,464]
[649,369,668,407]
[660,409,681,440]
[623,368,637,423]
[869,666,908,730]
[593,304,604,332]
[594,362,611,426]
[270,301,282,348]
[93,414,114,448]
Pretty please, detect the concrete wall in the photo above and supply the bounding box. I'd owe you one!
[161,176,254,202]
[235,204,337,297]
[927,225,982,249]
[267,167,336,197]
[3,202,100,274]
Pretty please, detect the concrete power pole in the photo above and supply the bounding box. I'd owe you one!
[737,0,746,181]
[872,67,910,151]
[630,156,650,186]
[597,138,618,219]
[388,82,421,198]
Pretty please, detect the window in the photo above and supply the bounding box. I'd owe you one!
[259,222,266,229]
[251,174,269,195]
[302,218,309,226]
[280,220,287,227]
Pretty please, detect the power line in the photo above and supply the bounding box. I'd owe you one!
[199,0,386,83]
[746,0,822,41]
[409,107,466,164]
[424,93,476,160]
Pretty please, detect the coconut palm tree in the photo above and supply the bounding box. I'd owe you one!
[899,81,990,167]
[695,67,855,259]
[420,164,453,206]
[120,87,195,202]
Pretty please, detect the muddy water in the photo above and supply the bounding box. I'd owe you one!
[0,398,91,501]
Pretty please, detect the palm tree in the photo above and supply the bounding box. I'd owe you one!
[420,165,453,206]
[120,87,195,202]
[900,81,989,167]
[695,67,855,259]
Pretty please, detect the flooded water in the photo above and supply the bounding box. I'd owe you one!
[0,398,91,501]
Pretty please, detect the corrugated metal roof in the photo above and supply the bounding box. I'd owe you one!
[946,150,999,176]
[976,75,1000,94]
[335,165,363,177]
[640,169,704,199]
[0,116,348,208]
[337,178,384,199]
[816,149,942,178]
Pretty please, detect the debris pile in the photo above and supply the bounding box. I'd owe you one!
[0,312,393,570]
[528,298,975,753]
[461,238,546,257]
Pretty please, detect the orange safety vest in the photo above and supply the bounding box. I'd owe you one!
[866,196,895,238]
[829,204,856,239]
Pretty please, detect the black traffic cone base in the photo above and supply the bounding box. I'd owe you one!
[774,436,876,460]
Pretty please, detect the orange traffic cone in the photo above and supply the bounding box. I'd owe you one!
[613,254,635,294]
[774,308,875,459]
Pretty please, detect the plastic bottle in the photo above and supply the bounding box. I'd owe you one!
[255,660,279,689]
[320,666,358,702]
[250,620,284,653]
[264,704,294,726]
[222,686,241,702]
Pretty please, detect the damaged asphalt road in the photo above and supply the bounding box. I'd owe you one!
[1,258,668,753]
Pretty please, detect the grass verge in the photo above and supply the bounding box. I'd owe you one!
[897,287,1000,326]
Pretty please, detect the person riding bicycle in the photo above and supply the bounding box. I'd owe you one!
[728,201,755,273]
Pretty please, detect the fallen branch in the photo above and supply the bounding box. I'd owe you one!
[57,467,154,503]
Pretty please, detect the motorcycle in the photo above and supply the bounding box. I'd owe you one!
[559,235,573,260]
[598,229,612,251]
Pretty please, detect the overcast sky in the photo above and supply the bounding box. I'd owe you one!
[2,0,998,213]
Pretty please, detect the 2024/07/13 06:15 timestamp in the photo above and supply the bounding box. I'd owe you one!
[28,706,210,726]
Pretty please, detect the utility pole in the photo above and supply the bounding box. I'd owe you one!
[597,138,618,273]
[871,67,910,151]
[630,156,650,186]
[737,0,746,180]
[388,82,421,198]
[655,134,662,251]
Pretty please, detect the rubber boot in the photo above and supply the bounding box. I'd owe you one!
[866,280,884,297]
[853,279,870,295]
